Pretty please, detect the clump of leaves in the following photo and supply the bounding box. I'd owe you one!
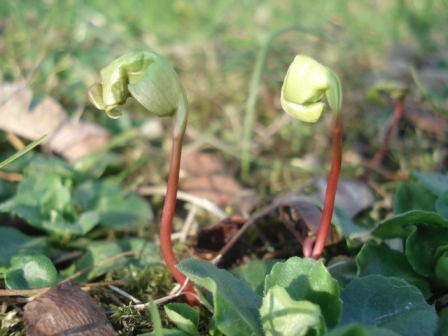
[152,171,446,335]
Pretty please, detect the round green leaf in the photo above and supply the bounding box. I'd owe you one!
[264,257,342,329]
[164,303,199,336]
[357,244,431,298]
[436,306,448,336]
[5,250,57,289]
[327,324,400,336]
[393,182,437,215]
[405,224,448,277]
[340,275,438,336]
[176,258,263,336]
[411,172,448,196]
[0,227,48,267]
[231,259,282,296]
[372,210,448,239]
[261,285,326,336]
[434,251,448,287]
[327,257,357,289]
[70,242,124,282]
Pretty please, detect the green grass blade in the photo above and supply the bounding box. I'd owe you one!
[148,297,163,336]
[0,134,47,169]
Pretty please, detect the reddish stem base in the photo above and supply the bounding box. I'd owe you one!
[309,116,343,260]
[160,136,198,305]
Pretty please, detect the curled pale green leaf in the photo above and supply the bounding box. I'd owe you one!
[281,55,342,122]
[88,51,188,136]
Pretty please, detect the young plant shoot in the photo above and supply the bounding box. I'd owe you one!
[281,55,343,259]
[87,51,197,304]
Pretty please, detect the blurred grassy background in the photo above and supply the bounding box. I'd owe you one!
[1,0,447,194]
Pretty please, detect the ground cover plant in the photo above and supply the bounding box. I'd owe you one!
[0,1,448,335]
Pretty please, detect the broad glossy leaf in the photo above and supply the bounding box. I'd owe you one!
[356,244,431,298]
[4,250,57,289]
[340,275,438,336]
[176,259,263,336]
[371,210,448,239]
[164,303,199,336]
[405,224,448,276]
[231,259,282,296]
[411,171,448,196]
[327,257,357,289]
[393,182,437,214]
[0,227,48,267]
[261,285,326,336]
[264,257,342,329]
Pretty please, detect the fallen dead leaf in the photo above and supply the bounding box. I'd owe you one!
[0,82,110,162]
[180,151,244,209]
[403,107,447,138]
[23,280,115,336]
[278,200,341,245]
[190,216,247,260]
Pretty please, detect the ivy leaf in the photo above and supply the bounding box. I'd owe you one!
[164,303,199,336]
[356,244,431,298]
[4,250,57,290]
[176,258,263,336]
[264,257,342,329]
[393,182,437,214]
[261,285,326,336]
[340,275,438,336]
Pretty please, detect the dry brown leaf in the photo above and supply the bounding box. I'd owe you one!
[404,107,447,138]
[0,82,110,162]
[279,200,342,246]
[190,216,247,260]
[180,151,243,208]
[23,281,115,336]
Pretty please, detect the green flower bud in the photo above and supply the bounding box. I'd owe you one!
[281,55,342,123]
[88,51,188,136]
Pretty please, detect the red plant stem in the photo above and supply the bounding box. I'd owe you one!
[371,96,405,168]
[311,116,343,260]
[160,135,198,305]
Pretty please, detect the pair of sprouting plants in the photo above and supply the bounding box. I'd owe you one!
[88,51,343,305]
